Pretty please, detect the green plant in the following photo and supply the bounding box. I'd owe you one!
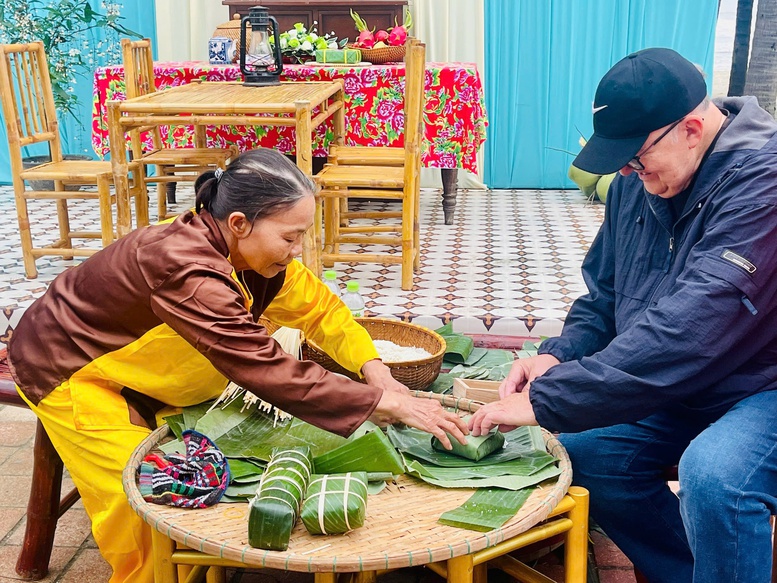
[0,0,140,118]
[270,22,346,64]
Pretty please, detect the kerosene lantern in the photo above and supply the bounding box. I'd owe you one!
[239,6,283,86]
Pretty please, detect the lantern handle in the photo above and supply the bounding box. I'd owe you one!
[239,13,249,75]
[269,15,283,77]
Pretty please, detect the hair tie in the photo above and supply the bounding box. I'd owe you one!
[214,168,224,182]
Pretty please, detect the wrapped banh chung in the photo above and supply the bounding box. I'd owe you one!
[432,429,506,462]
[248,446,312,550]
[301,472,368,535]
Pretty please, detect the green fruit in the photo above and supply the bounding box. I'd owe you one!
[568,163,600,198]
[596,172,616,203]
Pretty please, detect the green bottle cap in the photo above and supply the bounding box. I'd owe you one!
[345,281,360,292]
[324,270,337,281]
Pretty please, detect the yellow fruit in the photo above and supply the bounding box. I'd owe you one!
[595,172,616,203]
[373,41,388,48]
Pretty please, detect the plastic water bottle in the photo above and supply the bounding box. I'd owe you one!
[322,270,341,297]
[341,281,365,318]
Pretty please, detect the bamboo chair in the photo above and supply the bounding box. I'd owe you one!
[314,41,426,290]
[0,42,145,279]
[121,38,237,220]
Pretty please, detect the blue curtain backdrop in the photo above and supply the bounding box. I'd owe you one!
[0,0,156,184]
[483,0,718,189]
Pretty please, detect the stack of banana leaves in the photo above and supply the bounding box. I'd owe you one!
[386,421,561,531]
[161,398,404,503]
[162,397,560,533]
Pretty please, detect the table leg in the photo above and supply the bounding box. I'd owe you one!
[106,102,132,237]
[446,554,475,583]
[314,573,337,583]
[150,529,178,582]
[440,169,458,226]
[564,486,590,583]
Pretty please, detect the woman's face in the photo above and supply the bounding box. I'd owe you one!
[230,194,315,277]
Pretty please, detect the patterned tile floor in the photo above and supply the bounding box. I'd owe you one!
[0,185,604,349]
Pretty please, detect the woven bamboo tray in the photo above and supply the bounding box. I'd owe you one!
[304,318,445,390]
[123,393,572,573]
[348,43,405,64]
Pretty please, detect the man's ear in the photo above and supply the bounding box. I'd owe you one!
[683,116,705,149]
[226,212,251,239]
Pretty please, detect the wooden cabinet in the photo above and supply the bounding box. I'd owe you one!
[222,0,407,44]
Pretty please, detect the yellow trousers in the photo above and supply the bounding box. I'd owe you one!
[18,380,178,583]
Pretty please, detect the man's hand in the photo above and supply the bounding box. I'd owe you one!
[499,354,560,398]
[468,390,538,436]
[371,391,469,449]
[362,359,409,394]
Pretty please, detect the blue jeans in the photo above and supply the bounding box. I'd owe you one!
[559,390,777,583]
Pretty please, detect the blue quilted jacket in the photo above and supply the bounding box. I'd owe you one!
[533,97,777,432]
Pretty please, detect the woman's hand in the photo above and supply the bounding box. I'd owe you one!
[499,354,560,398]
[371,391,469,449]
[362,359,409,394]
[468,390,538,436]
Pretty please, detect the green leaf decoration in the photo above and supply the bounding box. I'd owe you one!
[387,425,547,468]
[438,487,535,532]
[313,428,405,475]
[301,472,368,535]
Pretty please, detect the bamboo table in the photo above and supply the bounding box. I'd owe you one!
[106,80,346,269]
[123,395,589,583]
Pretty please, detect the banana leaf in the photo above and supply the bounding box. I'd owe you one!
[183,400,216,430]
[432,429,505,462]
[387,425,547,467]
[301,472,368,535]
[163,413,186,440]
[445,347,486,366]
[426,372,455,394]
[403,451,557,479]
[438,487,535,532]
[435,323,474,363]
[228,458,266,481]
[225,481,261,499]
[195,399,347,460]
[313,428,404,475]
[404,457,561,490]
[248,447,312,551]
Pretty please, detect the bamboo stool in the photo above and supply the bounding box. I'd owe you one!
[123,393,588,583]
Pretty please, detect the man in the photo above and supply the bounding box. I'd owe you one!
[469,48,777,582]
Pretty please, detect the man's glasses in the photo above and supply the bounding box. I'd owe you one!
[627,117,685,171]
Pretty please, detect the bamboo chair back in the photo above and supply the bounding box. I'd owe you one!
[314,42,426,289]
[0,42,62,168]
[121,38,164,153]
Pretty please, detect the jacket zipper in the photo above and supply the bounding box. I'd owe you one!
[643,165,739,305]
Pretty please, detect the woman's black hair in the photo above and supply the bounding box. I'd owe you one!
[194,148,316,221]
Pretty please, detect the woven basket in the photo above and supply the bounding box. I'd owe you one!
[349,43,406,64]
[212,14,243,62]
[304,318,444,390]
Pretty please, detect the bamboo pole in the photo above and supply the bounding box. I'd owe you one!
[107,101,132,237]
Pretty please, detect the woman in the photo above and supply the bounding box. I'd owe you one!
[8,149,467,583]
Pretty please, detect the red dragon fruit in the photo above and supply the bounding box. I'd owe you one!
[350,9,375,48]
[388,11,413,46]
[374,29,390,44]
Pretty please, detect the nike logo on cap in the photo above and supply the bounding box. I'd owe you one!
[592,103,608,114]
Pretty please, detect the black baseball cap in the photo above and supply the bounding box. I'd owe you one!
[573,47,708,175]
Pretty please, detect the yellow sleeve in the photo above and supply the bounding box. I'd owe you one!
[262,260,379,376]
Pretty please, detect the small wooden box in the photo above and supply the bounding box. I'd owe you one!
[452,378,501,404]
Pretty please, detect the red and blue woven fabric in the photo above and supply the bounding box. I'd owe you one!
[139,429,230,508]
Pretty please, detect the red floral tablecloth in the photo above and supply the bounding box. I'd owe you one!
[91,62,488,173]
